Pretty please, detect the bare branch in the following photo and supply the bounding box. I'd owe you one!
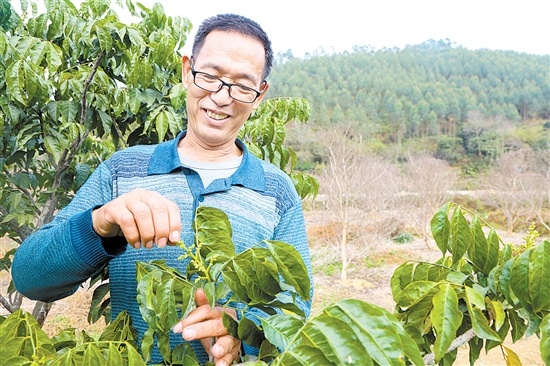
[423,328,476,364]
[32,301,53,327]
[0,293,17,312]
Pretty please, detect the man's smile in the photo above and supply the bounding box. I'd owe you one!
[205,109,229,120]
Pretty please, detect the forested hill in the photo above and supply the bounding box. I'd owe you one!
[266,40,549,145]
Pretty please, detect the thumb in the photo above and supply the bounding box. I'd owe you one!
[195,288,209,306]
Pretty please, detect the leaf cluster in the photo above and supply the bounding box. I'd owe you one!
[1,203,548,365]
[0,309,145,365]
[392,202,550,364]
[0,0,191,247]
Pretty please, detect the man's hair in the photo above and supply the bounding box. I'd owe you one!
[192,13,273,80]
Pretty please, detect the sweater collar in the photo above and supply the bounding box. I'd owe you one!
[148,131,265,191]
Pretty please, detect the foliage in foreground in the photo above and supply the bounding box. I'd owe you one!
[1,203,549,365]
[394,202,549,364]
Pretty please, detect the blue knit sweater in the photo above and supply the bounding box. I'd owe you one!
[12,131,313,363]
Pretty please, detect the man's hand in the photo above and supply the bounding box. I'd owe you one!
[173,289,241,366]
[91,188,181,248]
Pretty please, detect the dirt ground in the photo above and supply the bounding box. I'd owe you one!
[0,225,545,365]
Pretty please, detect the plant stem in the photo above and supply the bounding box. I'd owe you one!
[423,328,476,364]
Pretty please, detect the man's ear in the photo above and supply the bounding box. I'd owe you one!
[252,81,270,109]
[181,55,192,88]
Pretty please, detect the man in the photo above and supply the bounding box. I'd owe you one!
[12,13,312,366]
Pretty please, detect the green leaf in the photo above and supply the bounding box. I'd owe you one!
[510,241,550,313]
[105,343,124,365]
[468,337,483,365]
[155,110,169,141]
[495,257,516,306]
[0,309,56,361]
[261,314,304,352]
[468,217,499,274]
[508,310,528,342]
[170,343,199,366]
[391,261,452,302]
[540,313,550,365]
[99,310,138,344]
[464,285,486,309]
[82,343,104,365]
[6,61,28,105]
[88,282,110,324]
[468,307,501,342]
[93,19,113,52]
[431,283,463,362]
[396,280,439,309]
[230,254,274,303]
[430,202,450,254]
[275,299,423,366]
[450,207,471,263]
[488,300,506,331]
[266,240,311,300]
[238,316,265,349]
[194,206,235,260]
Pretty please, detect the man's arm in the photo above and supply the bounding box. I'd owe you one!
[12,164,117,302]
[12,163,184,303]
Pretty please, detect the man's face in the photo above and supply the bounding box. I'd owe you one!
[182,30,269,151]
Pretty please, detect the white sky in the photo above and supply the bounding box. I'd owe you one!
[137,0,549,57]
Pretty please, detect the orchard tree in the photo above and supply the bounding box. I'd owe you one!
[0,0,316,326]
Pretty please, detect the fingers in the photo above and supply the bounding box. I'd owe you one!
[194,288,209,306]
[212,335,241,365]
[198,336,240,366]
[92,188,181,248]
[172,289,240,365]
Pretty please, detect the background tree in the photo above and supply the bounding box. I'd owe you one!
[399,154,458,245]
[318,125,400,280]
[482,148,549,233]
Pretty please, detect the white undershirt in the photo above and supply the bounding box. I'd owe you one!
[178,153,243,187]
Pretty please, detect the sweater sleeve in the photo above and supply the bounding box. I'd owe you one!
[11,163,123,303]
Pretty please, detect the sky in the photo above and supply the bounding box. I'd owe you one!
[136,0,550,57]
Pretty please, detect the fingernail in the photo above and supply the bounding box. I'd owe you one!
[145,240,153,248]
[133,242,141,249]
[170,230,180,242]
[172,322,182,333]
[157,237,167,248]
[183,328,196,340]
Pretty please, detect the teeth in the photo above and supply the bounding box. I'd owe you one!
[206,110,228,120]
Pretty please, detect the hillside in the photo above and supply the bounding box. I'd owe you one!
[266,40,549,173]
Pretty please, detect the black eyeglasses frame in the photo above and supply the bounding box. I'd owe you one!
[189,60,264,104]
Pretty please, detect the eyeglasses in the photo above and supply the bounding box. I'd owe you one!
[190,62,264,103]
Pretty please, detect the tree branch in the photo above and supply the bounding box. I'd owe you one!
[32,301,53,327]
[423,328,477,364]
[0,293,16,312]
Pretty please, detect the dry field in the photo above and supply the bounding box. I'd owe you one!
[0,216,546,365]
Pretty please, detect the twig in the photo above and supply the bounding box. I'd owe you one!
[0,293,17,312]
[423,328,476,364]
